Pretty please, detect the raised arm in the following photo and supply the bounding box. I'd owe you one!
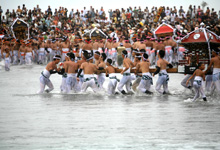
[135,63,140,75]
[205,59,213,74]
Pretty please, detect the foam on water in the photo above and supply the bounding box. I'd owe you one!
[0,63,220,150]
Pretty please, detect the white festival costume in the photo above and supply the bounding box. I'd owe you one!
[81,74,99,92]
[150,49,156,65]
[178,46,185,60]
[4,57,10,71]
[48,48,54,62]
[97,73,105,89]
[111,48,117,61]
[61,48,69,61]
[38,69,54,93]
[38,48,45,64]
[108,73,120,95]
[165,46,173,64]
[181,74,194,88]
[65,73,77,93]
[98,47,103,53]
[126,48,131,59]
[212,68,220,93]
[192,76,206,101]
[13,50,19,65]
[145,47,151,57]
[138,72,153,93]
[25,52,33,65]
[19,52,25,65]
[117,67,132,93]
[155,69,169,94]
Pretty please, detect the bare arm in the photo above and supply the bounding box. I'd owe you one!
[135,64,140,75]
[1,46,3,57]
[205,59,213,74]
[186,70,197,85]
[121,61,129,74]
[18,47,21,57]
[130,60,135,68]
[105,67,109,76]
[11,46,14,55]
[202,72,205,81]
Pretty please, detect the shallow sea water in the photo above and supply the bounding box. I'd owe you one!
[0,64,220,150]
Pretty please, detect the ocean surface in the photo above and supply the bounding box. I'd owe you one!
[0,64,220,150]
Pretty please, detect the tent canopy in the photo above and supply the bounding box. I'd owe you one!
[154,23,174,38]
[181,28,220,44]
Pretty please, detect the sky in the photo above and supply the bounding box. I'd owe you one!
[1,0,220,16]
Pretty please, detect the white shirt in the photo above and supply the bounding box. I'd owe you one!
[170,13,176,22]
[83,9,87,17]
[70,10,74,17]
[99,11,103,16]
[165,9,170,16]
[57,22,62,28]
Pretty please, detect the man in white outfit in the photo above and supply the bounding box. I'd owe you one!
[38,55,61,93]
[117,50,134,94]
[153,50,173,94]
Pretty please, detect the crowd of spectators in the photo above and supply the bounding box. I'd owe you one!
[0,4,220,39]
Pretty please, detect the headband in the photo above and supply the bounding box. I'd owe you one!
[94,53,100,56]
[53,56,61,60]
[86,57,93,61]
[135,55,141,58]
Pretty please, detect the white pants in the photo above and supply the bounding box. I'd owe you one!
[178,51,184,61]
[13,51,19,65]
[213,72,220,94]
[192,80,206,101]
[132,76,141,91]
[60,75,67,92]
[65,74,77,93]
[76,75,84,92]
[150,50,155,65]
[205,75,214,92]
[108,75,119,95]
[127,51,131,59]
[97,73,105,89]
[117,75,132,92]
[138,73,153,93]
[25,52,32,65]
[4,57,10,71]
[181,74,194,88]
[156,73,169,94]
[38,75,54,93]
[112,52,117,62]
[61,53,67,62]
[81,75,99,93]
[19,55,25,65]
[165,50,173,64]
[38,52,45,64]
[145,50,151,59]
[46,49,54,62]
